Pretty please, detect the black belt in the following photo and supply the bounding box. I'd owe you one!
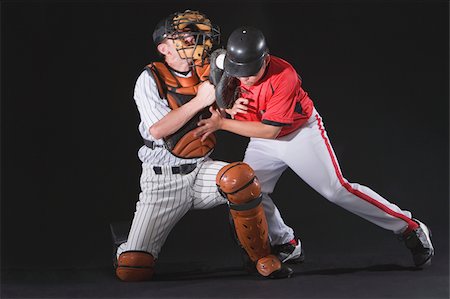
[153,163,197,175]
[144,139,165,150]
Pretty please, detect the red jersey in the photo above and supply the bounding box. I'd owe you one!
[234,56,314,137]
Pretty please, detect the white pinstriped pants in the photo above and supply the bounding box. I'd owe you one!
[244,108,416,245]
[117,159,228,259]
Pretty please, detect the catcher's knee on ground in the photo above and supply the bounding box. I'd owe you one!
[217,162,285,277]
[116,251,155,281]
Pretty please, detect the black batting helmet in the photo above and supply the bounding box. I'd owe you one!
[224,27,269,77]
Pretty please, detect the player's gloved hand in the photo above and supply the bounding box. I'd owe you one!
[209,49,240,109]
[225,97,249,119]
[196,80,216,107]
[208,48,226,86]
[194,106,224,141]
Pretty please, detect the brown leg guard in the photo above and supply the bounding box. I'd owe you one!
[217,162,284,277]
[229,205,282,277]
[116,251,155,282]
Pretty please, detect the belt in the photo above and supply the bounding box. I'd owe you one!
[144,139,166,150]
[153,163,197,175]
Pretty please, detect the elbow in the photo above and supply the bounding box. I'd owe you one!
[260,123,282,139]
[266,132,280,139]
[263,128,282,139]
[259,131,279,139]
[149,125,164,140]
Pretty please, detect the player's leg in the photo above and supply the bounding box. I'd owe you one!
[215,161,293,278]
[280,109,433,266]
[244,141,303,263]
[243,142,292,244]
[115,163,194,281]
[191,159,255,271]
[191,159,228,209]
[281,110,416,232]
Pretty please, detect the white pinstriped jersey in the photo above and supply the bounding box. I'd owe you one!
[133,69,208,165]
[117,67,229,259]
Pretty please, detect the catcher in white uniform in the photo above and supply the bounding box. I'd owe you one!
[114,11,300,281]
[195,26,434,268]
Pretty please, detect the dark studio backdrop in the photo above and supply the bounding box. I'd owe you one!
[1,0,448,277]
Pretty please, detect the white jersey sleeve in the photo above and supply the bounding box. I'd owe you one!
[132,68,204,165]
[133,70,171,141]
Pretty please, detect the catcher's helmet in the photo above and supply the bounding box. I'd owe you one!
[152,10,220,64]
[224,27,269,77]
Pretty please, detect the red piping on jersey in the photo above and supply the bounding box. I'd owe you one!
[315,114,418,231]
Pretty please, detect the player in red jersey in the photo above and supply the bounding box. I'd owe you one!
[225,54,313,137]
[195,26,434,268]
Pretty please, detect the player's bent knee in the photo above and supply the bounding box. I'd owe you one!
[216,162,261,204]
[116,251,155,282]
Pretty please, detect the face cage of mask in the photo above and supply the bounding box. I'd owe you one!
[171,14,220,45]
[168,27,220,66]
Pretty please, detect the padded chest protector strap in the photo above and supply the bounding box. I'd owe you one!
[146,62,216,159]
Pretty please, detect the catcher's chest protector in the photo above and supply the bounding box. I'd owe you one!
[146,62,215,158]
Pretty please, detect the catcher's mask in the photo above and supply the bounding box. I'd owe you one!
[224,26,269,77]
[152,10,220,65]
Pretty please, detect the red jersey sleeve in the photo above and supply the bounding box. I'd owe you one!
[261,67,299,126]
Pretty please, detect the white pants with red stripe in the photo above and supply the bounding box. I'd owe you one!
[244,108,416,244]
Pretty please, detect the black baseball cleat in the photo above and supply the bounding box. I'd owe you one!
[402,219,434,267]
[256,255,294,279]
[244,256,293,279]
[273,238,305,264]
[268,263,294,279]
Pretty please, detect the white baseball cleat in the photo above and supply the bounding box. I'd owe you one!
[273,238,305,264]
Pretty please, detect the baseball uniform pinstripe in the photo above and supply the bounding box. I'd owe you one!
[117,70,228,259]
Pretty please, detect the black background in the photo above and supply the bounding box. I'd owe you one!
[2,0,448,273]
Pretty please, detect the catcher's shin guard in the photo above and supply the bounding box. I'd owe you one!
[116,251,155,281]
[217,162,292,278]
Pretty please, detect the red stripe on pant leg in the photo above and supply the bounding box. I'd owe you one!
[315,115,418,230]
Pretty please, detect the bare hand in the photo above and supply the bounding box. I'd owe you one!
[196,81,216,107]
[194,106,224,142]
[225,98,248,119]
